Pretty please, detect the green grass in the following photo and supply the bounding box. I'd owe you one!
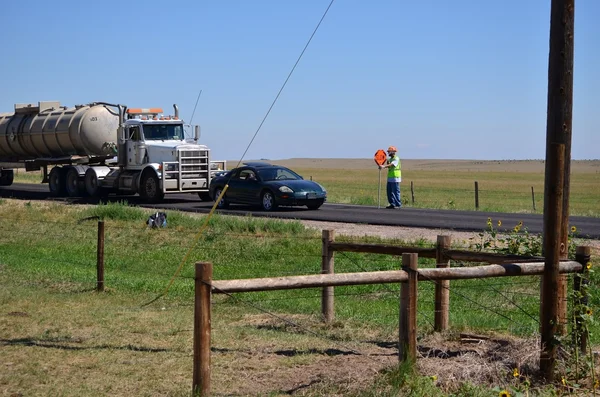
[1,200,597,395]
[0,199,596,335]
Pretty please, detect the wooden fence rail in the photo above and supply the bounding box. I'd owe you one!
[322,231,549,330]
[192,232,591,395]
[194,247,589,395]
[211,261,582,293]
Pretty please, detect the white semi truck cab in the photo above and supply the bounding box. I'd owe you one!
[0,101,223,202]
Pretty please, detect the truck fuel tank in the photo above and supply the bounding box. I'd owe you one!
[0,101,119,160]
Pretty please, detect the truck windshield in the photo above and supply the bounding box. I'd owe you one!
[142,124,184,141]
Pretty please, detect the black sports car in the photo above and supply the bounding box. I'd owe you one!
[209,162,327,211]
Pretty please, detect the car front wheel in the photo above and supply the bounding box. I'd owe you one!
[260,190,278,211]
[307,199,324,210]
[198,192,212,202]
[214,187,229,209]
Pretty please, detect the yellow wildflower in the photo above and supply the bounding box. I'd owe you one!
[499,390,511,397]
[487,221,492,228]
[497,220,502,227]
[562,377,566,386]
[571,226,577,233]
[487,217,492,223]
[513,368,519,377]
[587,262,592,270]
[586,308,593,316]
[518,220,523,226]
[513,226,521,233]
[430,375,437,382]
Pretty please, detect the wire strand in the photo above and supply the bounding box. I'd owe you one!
[233,0,336,169]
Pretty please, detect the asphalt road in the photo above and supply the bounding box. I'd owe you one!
[2,183,600,238]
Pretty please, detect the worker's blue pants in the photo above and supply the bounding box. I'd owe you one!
[386,182,401,207]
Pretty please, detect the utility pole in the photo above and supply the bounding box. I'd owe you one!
[540,0,574,381]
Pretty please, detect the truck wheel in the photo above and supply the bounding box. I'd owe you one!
[260,190,278,211]
[140,172,164,203]
[65,167,83,197]
[214,187,229,209]
[85,169,100,197]
[48,167,66,196]
[0,169,14,186]
[85,170,109,199]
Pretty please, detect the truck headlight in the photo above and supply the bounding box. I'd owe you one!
[279,186,293,193]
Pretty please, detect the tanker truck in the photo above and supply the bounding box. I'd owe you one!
[0,101,221,202]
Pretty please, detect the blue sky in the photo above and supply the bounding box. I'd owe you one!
[1,0,598,160]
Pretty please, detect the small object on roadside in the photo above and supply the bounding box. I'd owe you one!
[147,212,167,228]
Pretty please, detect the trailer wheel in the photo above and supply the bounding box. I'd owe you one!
[65,167,83,197]
[140,171,164,203]
[48,167,66,196]
[85,169,98,196]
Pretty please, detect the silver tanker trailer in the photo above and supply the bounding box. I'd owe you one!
[0,101,219,202]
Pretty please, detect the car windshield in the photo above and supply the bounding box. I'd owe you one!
[257,167,302,181]
[142,124,184,141]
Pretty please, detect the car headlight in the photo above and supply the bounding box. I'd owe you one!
[279,186,294,193]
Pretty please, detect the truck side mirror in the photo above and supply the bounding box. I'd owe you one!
[194,125,200,143]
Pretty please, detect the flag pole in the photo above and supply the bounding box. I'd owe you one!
[378,168,381,209]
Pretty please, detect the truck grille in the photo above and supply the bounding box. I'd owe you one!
[167,150,209,180]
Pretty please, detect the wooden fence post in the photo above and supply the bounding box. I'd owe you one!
[541,143,565,380]
[410,181,415,205]
[322,230,335,323]
[399,253,418,363]
[193,262,212,396]
[474,181,479,210]
[540,0,575,381]
[574,246,591,353]
[96,220,105,292]
[435,236,451,331]
[531,186,537,212]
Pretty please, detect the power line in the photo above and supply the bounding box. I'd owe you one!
[233,0,336,169]
[189,89,202,125]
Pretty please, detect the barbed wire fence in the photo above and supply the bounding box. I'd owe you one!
[0,210,594,395]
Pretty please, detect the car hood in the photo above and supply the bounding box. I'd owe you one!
[265,180,326,193]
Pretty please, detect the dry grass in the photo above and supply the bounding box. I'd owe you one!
[266,158,600,173]
[3,286,577,397]
[249,158,600,215]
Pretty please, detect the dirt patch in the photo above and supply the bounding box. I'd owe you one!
[216,315,585,395]
[417,332,540,390]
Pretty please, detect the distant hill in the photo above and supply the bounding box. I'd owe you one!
[229,158,600,173]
